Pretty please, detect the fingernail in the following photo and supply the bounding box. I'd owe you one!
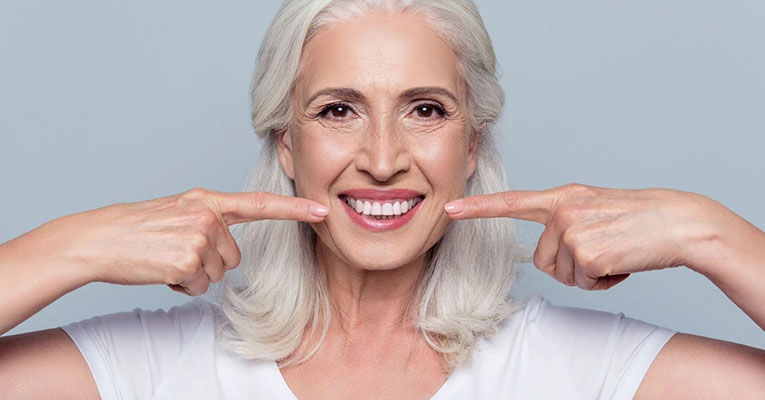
[309,204,329,217]
[444,201,464,214]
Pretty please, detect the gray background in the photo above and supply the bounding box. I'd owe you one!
[1,0,762,349]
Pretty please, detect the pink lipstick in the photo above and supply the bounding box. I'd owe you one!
[338,189,424,232]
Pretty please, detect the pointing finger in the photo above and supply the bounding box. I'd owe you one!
[209,191,329,226]
[444,189,558,224]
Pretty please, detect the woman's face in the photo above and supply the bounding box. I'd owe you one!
[278,12,477,271]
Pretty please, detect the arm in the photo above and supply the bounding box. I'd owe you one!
[636,201,765,399]
[679,199,765,330]
[0,217,93,336]
[0,328,100,399]
[446,184,765,398]
[446,184,765,327]
[0,188,328,398]
[0,218,101,399]
[635,333,765,399]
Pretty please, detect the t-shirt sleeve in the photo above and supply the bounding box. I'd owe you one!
[527,295,677,400]
[60,299,214,399]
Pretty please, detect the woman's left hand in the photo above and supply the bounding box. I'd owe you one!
[444,183,740,290]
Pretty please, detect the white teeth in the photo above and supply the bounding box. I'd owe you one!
[371,202,382,216]
[344,195,421,219]
[382,203,393,216]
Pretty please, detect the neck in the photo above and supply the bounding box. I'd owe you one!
[315,241,427,339]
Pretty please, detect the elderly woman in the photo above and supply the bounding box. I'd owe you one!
[1,0,763,398]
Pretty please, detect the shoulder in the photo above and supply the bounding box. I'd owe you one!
[510,293,675,347]
[60,298,221,398]
[452,294,676,399]
[62,297,217,352]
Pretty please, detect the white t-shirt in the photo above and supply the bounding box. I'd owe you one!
[61,293,676,399]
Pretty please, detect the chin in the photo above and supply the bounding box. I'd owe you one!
[312,229,434,272]
[343,240,430,271]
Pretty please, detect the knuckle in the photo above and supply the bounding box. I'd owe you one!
[565,183,598,199]
[183,187,208,199]
[574,247,603,271]
[208,269,224,283]
[229,246,242,268]
[178,251,201,273]
[552,207,578,228]
[560,228,580,249]
[291,199,305,215]
[532,247,543,269]
[206,272,220,284]
[165,258,195,284]
[563,182,583,192]
[554,268,573,286]
[501,191,522,215]
[188,232,209,252]
[250,192,269,212]
[573,246,591,267]
[532,247,552,272]
[198,280,210,295]
[188,278,210,297]
[191,210,218,230]
[471,198,488,215]
[575,275,594,290]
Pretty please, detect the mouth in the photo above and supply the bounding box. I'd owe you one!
[337,189,425,232]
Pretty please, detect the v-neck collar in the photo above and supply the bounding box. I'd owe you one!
[267,359,466,399]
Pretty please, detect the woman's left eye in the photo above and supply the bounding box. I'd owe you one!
[412,103,447,120]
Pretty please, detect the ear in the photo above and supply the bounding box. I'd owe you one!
[466,131,480,179]
[276,129,296,180]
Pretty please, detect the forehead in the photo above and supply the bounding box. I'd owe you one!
[297,12,462,99]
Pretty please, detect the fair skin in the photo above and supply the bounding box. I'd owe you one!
[0,10,763,400]
[274,12,473,399]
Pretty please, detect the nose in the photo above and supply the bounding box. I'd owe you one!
[354,120,411,182]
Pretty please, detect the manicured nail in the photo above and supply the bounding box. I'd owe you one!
[444,201,464,214]
[309,204,329,217]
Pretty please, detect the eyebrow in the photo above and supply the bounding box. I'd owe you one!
[304,86,459,108]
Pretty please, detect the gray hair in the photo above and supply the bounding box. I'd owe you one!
[213,0,528,370]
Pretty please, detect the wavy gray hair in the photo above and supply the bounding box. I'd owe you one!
[213,0,528,370]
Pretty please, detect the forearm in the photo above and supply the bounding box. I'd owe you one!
[0,217,92,336]
[684,201,765,330]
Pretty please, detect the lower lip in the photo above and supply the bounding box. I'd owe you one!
[339,197,423,232]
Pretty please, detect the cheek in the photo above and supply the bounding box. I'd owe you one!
[410,134,469,195]
[292,133,355,198]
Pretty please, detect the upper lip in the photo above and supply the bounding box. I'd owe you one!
[340,188,424,200]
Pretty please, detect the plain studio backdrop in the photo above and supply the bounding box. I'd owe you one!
[1,0,763,349]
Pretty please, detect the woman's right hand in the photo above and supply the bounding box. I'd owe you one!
[43,187,328,296]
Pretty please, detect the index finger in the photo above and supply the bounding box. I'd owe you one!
[444,189,557,224]
[209,191,329,225]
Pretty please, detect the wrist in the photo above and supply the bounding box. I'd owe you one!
[679,196,765,279]
[0,218,94,334]
[6,216,96,289]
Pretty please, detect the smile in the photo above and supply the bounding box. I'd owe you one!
[337,189,425,232]
[341,195,423,219]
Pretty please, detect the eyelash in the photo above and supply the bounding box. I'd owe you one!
[315,102,448,121]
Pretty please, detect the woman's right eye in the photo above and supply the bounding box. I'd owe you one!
[318,103,354,120]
